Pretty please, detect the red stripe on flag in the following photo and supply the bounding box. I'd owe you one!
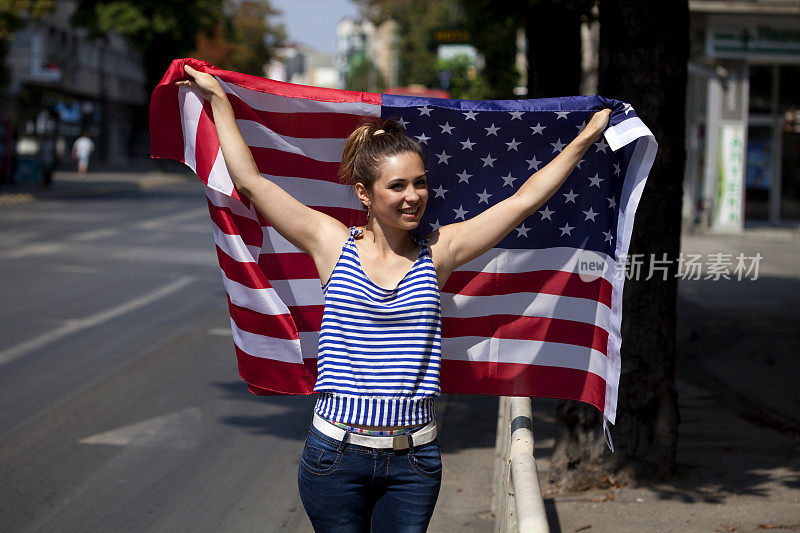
[182,58,381,105]
[228,297,298,339]
[207,199,262,247]
[444,270,612,308]
[259,252,319,279]
[234,345,317,395]
[251,147,341,183]
[216,245,271,289]
[442,315,609,354]
[228,299,323,335]
[148,82,184,161]
[228,95,371,139]
[288,305,324,332]
[440,360,605,413]
[195,101,221,182]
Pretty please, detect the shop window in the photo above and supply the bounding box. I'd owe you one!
[780,65,800,111]
[749,65,773,114]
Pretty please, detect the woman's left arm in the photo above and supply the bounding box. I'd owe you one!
[433,109,611,278]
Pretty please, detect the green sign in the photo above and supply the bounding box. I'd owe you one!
[709,25,800,58]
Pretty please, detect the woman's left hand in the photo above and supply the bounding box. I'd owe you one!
[579,109,612,144]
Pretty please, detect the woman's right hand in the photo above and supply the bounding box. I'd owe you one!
[176,64,224,102]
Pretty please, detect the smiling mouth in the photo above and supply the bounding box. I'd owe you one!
[399,207,419,215]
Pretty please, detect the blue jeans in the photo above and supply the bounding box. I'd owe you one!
[297,425,442,532]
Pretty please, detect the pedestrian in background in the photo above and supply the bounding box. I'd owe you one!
[72,132,94,175]
[179,63,610,532]
[40,135,57,188]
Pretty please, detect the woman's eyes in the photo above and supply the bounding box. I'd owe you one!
[390,179,426,189]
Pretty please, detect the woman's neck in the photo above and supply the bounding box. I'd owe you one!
[362,219,416,257]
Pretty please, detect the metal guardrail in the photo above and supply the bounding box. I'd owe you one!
[492,397,549,533]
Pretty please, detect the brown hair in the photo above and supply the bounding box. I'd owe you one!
[338,118,425,194]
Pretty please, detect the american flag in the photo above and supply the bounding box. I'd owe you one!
[149,59,656,425]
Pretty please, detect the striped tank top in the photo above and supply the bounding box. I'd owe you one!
[313,227,442,427]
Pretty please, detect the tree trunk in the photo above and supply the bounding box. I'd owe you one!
[549,0,687,491]
[525,2,583,98]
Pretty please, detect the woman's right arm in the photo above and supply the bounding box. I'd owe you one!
[179,64,348,259]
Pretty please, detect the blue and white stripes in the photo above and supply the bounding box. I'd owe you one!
[314,227,442,426]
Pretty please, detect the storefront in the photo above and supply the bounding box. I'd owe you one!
[685,7,800,231]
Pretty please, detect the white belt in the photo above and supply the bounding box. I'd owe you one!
[312,413,437,450]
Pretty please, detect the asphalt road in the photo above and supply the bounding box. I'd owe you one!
[0,173,496,532]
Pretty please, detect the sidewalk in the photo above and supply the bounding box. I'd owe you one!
[0,162,194,206]
[534,228,800,532]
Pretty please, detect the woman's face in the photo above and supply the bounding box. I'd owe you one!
[357,151,428,231]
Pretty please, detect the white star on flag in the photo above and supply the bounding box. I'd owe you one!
[500,171,516,187]
[576,158,585,169]
[397,116,409,128]
[432,184,448,198]
[460,138,476,151]
[505,138,521,151]
[430,219,442,231]
[476,189,492,204]
[439,122,454,134]
[417,105,433,116]
[481,153,497,167]
[613,162,621,175]
[485,124,500,136]
[588,174,604,187]
[575,121,587,133]
[538,206,554,220]
[415,133,430,144]
[463,110,478,120]
[453,205,468,220]
[559,223,575,236]
[551,139,566,153]
[623,103,634,115]
[530,123,546,135]
[515,223,530,237]
[457,170,472,183]
[509,111,524,120]
[583,207,598,221]
[556,111,570,119]
[436,150,451,164]
[607,197,617,209]
[563,189,578,203]
[526,155,542,170]
[603,229,614,242]
[595,138,609,153]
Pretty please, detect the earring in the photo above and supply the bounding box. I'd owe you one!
[365,204,370,221]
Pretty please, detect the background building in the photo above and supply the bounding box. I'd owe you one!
[684,0,800,231]
[1,0,147,181]
[335,17,399,91]
[270,43,337,88]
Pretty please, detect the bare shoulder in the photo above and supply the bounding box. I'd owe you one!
[314,217,351,258]
[311,217,352,285]
[425,227,457,288]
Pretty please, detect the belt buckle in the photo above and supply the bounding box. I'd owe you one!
[392,435,408,451]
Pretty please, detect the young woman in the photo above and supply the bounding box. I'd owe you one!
[179,64,610,532]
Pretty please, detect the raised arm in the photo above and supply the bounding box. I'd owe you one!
[178,65,348,260]
[431,109,611,282]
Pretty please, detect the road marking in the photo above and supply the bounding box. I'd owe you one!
[0,276,195,367]
[79,407,202,449]
[70,228,121,242]
[135,207,208,230]
[2,242,66,259]
[45,264,101,274]
[0,192,35,207]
